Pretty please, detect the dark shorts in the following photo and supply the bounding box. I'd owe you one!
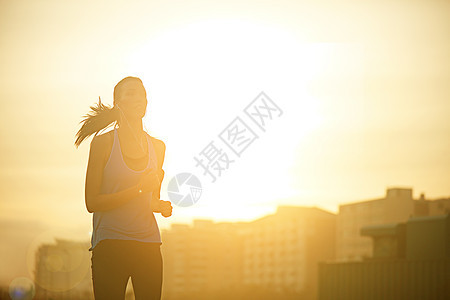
[91,239,163,300]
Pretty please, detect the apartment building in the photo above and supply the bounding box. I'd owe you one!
[160,219,244,299]
[239,206,336,299]
[336,187,416,261]
[160,206,336,300]
[34,239,93,299]
[319,214,450,300]
[336,187,450,261]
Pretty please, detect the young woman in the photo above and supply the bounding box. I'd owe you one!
[74,76,172,300]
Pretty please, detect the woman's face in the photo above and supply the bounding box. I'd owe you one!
[117,80,148,120]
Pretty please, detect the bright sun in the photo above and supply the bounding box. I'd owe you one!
[123,18,329,222]
[126,17,325,139]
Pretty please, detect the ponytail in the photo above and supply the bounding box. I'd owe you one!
[74,97,118,148]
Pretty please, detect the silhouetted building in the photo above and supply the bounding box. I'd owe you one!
[319,214,450,300]
[160,206,336,300]
[240,206,336,299]
[427,197,450,216]
[336,187,449,261]
[160,220,244,299]
[34,239,93,300]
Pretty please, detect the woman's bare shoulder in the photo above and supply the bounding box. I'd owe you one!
[91,130,114,148]
[90,130,114,165]
[147,134,166,152]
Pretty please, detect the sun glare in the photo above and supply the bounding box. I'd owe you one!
[123,18,339,220]
[126,18,326,137]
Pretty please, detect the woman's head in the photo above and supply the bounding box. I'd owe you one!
[74,76,147,148]
[113,76,148,122]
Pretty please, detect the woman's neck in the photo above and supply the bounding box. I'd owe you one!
[117,120,146,147]
[118,119,143,135]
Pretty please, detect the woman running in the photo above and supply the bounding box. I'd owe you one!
[74,76,172,299]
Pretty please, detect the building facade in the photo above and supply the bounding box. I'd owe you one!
[319,214,450,300]
[160,206,336,300]
[239,206,336,299]
[336,187,449,261]
[34,239,93,300]
[160,219,244,299]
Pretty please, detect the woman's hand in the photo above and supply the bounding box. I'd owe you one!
[137,169,164,194]
[152,199,173,217]
[159,200,172,217]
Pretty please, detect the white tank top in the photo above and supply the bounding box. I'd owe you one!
[88,127,162,251]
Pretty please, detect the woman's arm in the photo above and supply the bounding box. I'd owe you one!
[150,139,166,212]
[85,134,142,213]
[150,169,165,212]
[150,141,172,217]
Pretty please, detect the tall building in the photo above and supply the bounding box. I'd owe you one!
[34,239,93,300]
[239,206,336,299]
[336,187,450,261]
[337,187,414,261]
[160,206,336,300]
[160,219,244,299]
[427,197,450,216]
[319,214,450,300]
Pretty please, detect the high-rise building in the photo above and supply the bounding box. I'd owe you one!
[319,214,450,300]
[427,197,450,216]
[34,239,93,300]
[336,187,450,261]
[336,187,416,261]
[160,219,244,299]
[239,206,336,299]
[160,206,336,300]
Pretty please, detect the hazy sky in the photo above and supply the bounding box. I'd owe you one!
[0,0,449,285]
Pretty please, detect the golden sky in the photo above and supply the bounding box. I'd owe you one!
[0,0,449,284]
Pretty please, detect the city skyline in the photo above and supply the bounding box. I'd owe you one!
[3,187,449,299]
[1,0,449,298]
[2,186,449,289]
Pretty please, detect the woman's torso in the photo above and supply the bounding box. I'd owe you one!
[89,126,162,251]
[104,128,149,171]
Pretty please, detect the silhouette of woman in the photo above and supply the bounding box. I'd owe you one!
[74,76,172,300]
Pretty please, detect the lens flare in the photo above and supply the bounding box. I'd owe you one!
[9,277,35,300]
